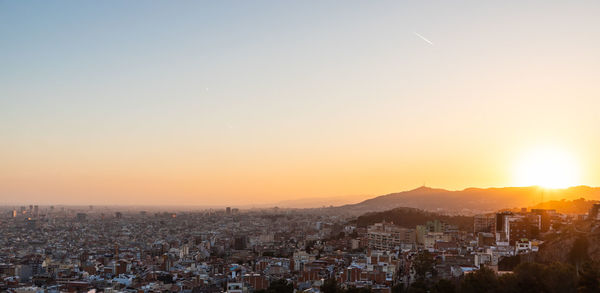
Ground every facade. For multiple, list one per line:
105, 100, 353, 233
367, 222, 415, 250
508, 215, 541, 245
589, 204, 600, 220
474, 214, 496, 233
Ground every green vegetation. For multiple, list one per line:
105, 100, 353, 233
321, 278, 372, 293
255, 279, 293, 293
354, 207, 473, 231
569, 236, 590, 269
396, 261, 600, 293
412, 251, 437, 280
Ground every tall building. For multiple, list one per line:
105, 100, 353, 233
589, 204, 600, 220
474, 214, 496, 233
495, 211, 513, 241
531, 209, 554, 232
508, 214, 541, 245
426, 219, 447, 233
496, 212, 541, 244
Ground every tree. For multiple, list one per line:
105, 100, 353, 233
459, 266, 499, 293
345, 287, 372, 293
541, 262, 577, 293
577, 261, 600, 293
569, 236, 589, 272
156, 273, 174, 284
512, 262, 546, 293
260, 279, 293, 293
498, 255, 520, 271
392, 283, 405, 293
321, 278, 342, 293
497, 273, 518, 293
407, 278, 429, 293
432, 279, 456, 293
413, 250, 436, 280
509, 262, 577, 293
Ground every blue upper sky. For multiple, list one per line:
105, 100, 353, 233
1, 1, 600, 205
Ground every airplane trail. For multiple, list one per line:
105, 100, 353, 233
413, 32, 434, 45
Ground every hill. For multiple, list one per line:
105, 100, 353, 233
353, 207, 473, 231
535, 219, 600, 265
334, 186, 600, 215
528, 198, 600, 214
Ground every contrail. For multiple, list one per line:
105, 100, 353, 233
413, 32, 434, 45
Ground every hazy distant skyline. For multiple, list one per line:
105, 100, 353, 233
2, 1, 600, 205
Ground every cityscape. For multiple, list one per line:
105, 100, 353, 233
2, 192, 600, 292
2, 1, 600, 292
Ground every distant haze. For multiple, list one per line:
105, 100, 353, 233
337, 185, 600, 215
1, 1, 600, 205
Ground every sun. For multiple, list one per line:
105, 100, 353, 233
514, 147, 580, 189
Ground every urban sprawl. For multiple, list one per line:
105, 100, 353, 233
1, 203, 598, 292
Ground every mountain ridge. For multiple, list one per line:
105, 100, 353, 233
334, 185, 600, 215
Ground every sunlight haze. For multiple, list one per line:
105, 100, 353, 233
1, 1, 600, 205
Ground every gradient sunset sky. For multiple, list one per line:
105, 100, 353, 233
1, 1, 599, 206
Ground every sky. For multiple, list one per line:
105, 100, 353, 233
1, 1, 600, 206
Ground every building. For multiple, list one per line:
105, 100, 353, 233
234, 236, 247, 250
530, 209, 554, 232
226, 282, 246, 293
477, 232, 495, 247
367, 222, 415, 250
426, 220, 447, 233
416, 220, 450, 246
474, 214, 496, 233
76, 213, 87, 222
508, 215, 541, 245
495, 212, 513, 241
589, 204, 600, 220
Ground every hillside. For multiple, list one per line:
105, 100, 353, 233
353, 207, 473, 231
334, 186, 600, 215
536, 220, 600, 264
528, 198, 600, 214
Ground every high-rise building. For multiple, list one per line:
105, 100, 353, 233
589, 204, 600, 220
474, 214, 496, 233
496, 212, 541, 244
531, 209, 554, 232
426, 219, 447, 233
508, 214, 541, 245
495, 211, 513, 241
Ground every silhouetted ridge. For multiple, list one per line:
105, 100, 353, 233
354, 207, 473, 231
337, 185, 600, 215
